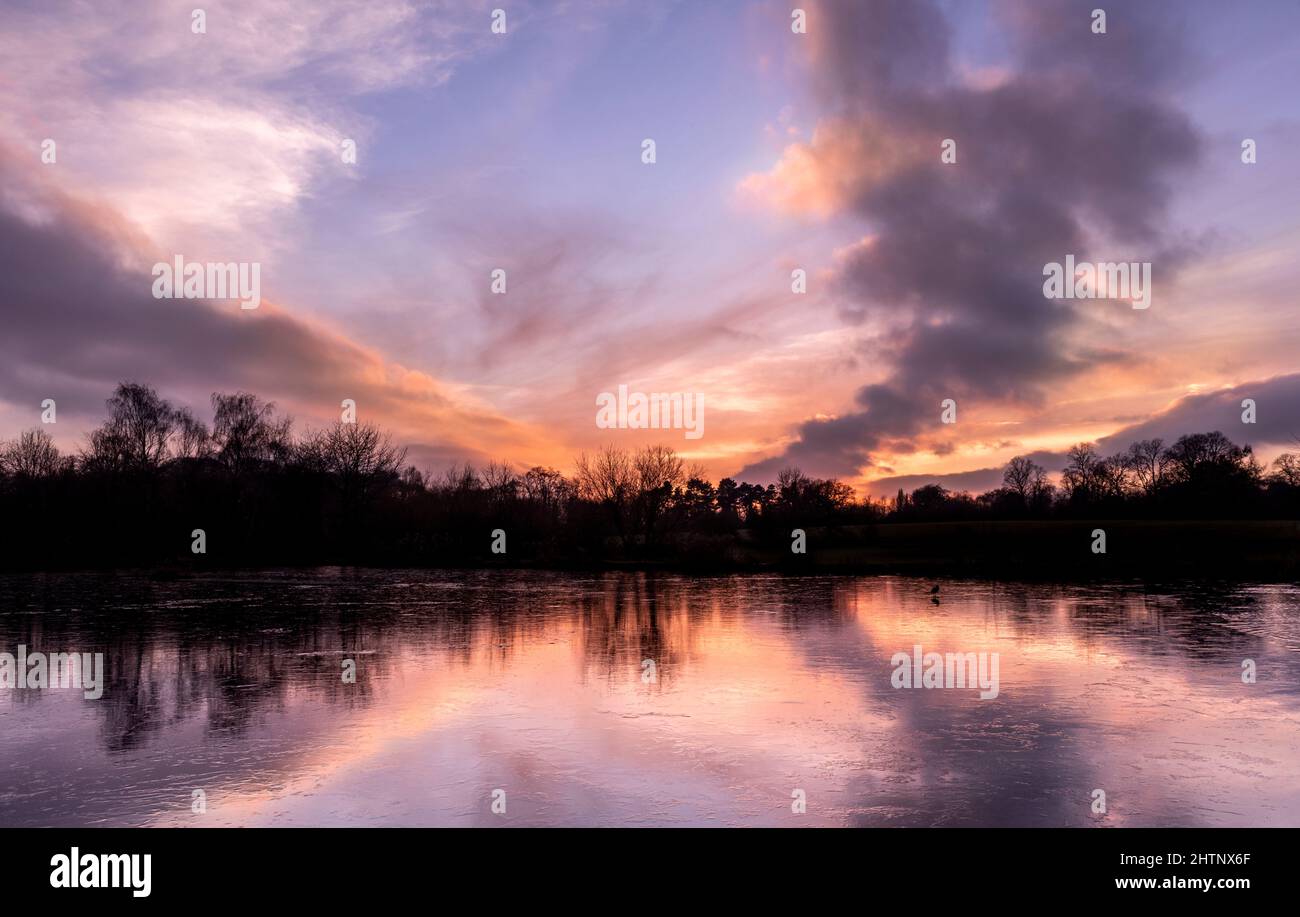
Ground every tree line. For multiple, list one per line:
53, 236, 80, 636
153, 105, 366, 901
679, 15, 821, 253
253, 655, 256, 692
1, 382, 1297, 569
896, 433, 1300, 521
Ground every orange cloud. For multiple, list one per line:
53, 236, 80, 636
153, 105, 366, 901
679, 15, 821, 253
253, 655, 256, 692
738, 118, 911, 218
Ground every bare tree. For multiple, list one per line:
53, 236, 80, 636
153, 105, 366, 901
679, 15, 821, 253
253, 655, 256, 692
82, 382, 177, 470
575, 445, 635, 539
633, 445, 685, 542
1061, 443, 1102, 500
0, 429, 64, 478
481, 461, 519, 506
521, 466, 569, 504
1270, 453, 1300, 487
399, 465, 426, 490
171, 407, 212, 460
1121, 438, 1166, 495
575, 446, 634, 503
211, 392, 292, 474
1002, 456, 1046, 503
301, 422, 406, 481
1161, 431, 1249, 483
1095, 455, 1131, 498
520, 466, 572, 525
777, 466, 810, 502
436, 463, 480, 494
634, 445, 684, 493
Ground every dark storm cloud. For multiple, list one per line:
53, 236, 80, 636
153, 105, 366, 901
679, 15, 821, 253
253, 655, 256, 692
866, 374, 1300, 497
804, 0, 953, 108
741, 0, 1203, 482
0, 153, 522, 464
0, 194, 397, 416
1095, 374, 1300, 455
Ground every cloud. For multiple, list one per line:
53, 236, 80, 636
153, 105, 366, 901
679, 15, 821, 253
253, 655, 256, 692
738, 119, 908, 218
865, 374, 1300, 497
1095, 375, 1300, 456
865, 465, 1008, 499
0, 148, 552, 469
739, 0, 1203, 482
0, 0, 501, 259
0, 0, 486, 98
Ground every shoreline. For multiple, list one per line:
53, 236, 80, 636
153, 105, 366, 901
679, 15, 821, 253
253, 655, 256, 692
4, 519, 1298, 582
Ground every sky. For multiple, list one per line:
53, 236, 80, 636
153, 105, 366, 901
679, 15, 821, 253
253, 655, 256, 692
1, 0, 1298, 496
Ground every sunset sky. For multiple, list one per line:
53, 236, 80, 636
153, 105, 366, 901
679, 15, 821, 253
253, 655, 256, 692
2, 0, 1297, 496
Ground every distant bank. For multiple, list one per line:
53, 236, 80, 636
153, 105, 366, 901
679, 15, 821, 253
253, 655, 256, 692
5, 520, 1298, 580
715, 519, 1300, 579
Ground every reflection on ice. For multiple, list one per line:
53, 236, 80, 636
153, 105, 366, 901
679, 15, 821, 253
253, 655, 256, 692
0, 570, 1296, 827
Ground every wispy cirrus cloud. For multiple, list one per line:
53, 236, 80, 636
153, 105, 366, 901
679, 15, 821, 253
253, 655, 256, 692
0, 0, 503, 257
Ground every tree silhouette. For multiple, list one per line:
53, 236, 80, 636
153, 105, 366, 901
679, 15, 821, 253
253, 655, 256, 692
0, 381, 1294, 572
